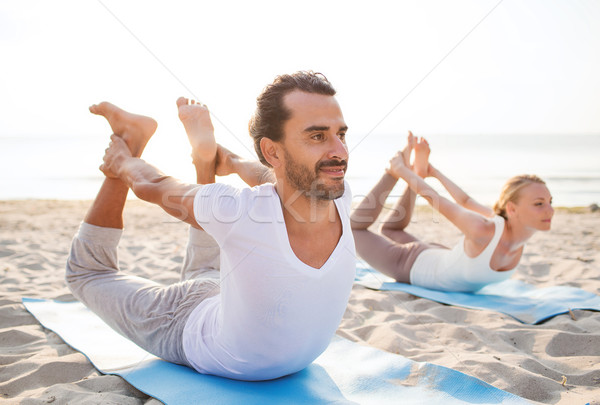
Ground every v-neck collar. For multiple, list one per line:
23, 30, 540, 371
270, 185, 346, 272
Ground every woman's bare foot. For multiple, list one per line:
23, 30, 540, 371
89, 102, 157, 158
176, 97, 217, 164
413, 136, 430, 178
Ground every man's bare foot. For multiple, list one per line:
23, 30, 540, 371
89, 102, 157, 158
413, 136, 430, 178
100, 134, 132, 179
401, 131, 415, 167
176, 97, 217, 164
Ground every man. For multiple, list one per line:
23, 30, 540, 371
66, 71, 356, 381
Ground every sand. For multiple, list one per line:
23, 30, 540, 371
1, 200, 599, 404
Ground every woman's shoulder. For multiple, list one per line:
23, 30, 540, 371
468, 215, 498, 244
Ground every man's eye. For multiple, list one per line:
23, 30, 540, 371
312, 134, 324, 140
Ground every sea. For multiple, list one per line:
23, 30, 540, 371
1, 133, 599, 207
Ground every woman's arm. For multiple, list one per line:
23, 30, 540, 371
387, 151, 493, 242
428, 164, 494, 218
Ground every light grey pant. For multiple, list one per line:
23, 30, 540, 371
65, 222, 220, 366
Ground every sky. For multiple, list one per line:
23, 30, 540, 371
1, 0, 599, 196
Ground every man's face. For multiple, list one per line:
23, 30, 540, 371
279, 90, 348, 200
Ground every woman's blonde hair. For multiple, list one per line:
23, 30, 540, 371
493, 175, 546, 219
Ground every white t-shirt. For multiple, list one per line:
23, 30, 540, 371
182, 182, 356, 381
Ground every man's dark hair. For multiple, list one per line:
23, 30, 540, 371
248, 71, 336, 167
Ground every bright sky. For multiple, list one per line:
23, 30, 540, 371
1, 0, 599, 188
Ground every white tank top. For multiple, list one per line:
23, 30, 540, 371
409, 216, 515, 292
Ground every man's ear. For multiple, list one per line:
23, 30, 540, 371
261, 138, 282, 168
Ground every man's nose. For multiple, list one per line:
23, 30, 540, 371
327, 136, 348, 161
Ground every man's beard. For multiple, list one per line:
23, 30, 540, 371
283, 148, 347, 201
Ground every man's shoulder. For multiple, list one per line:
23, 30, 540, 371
195, 182, 278, 216
198, 182, 275, 198
193, 182, 279, 228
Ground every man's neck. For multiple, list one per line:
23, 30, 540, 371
274, 181, 338, 230
273, 180, 343, 269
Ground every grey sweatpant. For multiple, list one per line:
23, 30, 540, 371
65, 222, 220, 366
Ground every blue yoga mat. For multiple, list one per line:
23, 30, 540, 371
22, 298, 528, 405
354, 265, 600, 324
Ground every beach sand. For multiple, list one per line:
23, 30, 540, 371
1, 200, 599, 404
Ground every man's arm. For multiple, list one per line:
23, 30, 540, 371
232, 159, 275, 187
216, 145, 275, 187
102, 135, 202, 228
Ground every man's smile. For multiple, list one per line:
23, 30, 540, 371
317, 160, 347, 178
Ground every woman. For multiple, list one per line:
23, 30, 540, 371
351, 133, 554, 292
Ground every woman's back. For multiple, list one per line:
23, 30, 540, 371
409, 216, 516, 292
